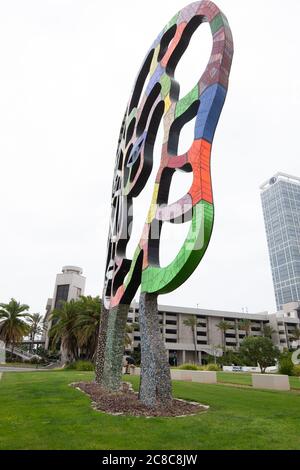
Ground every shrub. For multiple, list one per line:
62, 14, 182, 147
293, 365, 300, 377
279, 357, 294, 376
65, 360, 94, 371
178, 364, 199, 371
206, 363, 221, 372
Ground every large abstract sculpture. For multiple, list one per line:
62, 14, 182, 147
96, 0, 233, 407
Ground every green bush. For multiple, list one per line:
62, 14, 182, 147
206, 363, 221, 372
293, 365, 300, 377
279, 357, 294, 376
178, 364, 199, 371
65, 360, 94, 371
177, 364, 221, 371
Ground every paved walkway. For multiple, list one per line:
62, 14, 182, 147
0, 366, 46, 372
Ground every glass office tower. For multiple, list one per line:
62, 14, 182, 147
260, 173, 300, 310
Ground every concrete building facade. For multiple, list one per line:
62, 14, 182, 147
126, 301, 300, 365
44, 266, 86, 349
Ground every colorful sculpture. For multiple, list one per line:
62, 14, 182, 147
96, 0, 233, 407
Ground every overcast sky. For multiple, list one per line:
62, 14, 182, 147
0, 0, 299, 316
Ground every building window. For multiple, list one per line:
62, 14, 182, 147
55, 284, 70, 309
165, 329, 177, 335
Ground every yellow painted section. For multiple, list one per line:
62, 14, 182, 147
150, 46, 160, 75
164, 94, 172, 112
146, 184, 159, 223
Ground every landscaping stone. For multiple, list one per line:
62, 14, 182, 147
191, 371, 217, 384
252, 374, 290, 391
171, 370, 193, 381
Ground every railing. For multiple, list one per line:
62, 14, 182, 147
5, 345, 42, 360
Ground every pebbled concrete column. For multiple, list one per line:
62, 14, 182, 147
95, 301, 109, 385
139, 292, 172, 408
102, 304, 129, 392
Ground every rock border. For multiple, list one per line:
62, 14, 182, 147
70, 381, 209, 418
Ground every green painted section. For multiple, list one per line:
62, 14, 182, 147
141, 200, 214, 294
126, 108, 136, 125
167, 13, 179, 30
210, 14, 225, 35
175, 85, 199, 118
160, 75, 171, 98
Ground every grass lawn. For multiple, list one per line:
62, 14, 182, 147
0, 371, 300, 450
217, 371, 300, 389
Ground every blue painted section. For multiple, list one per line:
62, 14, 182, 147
151, 30, 164, 49
146, 65, 164, 96
128, 132, 147, 166
195, 84, 227, 143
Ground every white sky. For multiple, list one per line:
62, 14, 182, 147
0, 0, 299, 316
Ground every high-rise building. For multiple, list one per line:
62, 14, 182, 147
44, 266, 86, 349
260, 173, 300, 310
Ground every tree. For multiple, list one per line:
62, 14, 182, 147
263, 325, 276, 339
216, 321, 232, 352
49, 300, 80, 363
238, 319, 251, 337
28, 313, 43, 352
183, 316, 198, 363
240, 336, 280, 374
49, 296, 102, 362
0, 299, 31, 357
75, 296, 101, 360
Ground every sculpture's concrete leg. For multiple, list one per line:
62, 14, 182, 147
95, 302, 109, 385
139, 292, 172, 408
102, 304, 129, 392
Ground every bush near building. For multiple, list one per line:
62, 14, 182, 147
279, 351, 300, 376
65, 360, 95, 371
178, 364, 221, 372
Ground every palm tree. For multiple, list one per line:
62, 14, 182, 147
238, 319, 252, 337
0, 299, 31, 358
75, 296, 101, 360
216, 320, 232, 352
49, 300, 79, 363
28, 313, 43, 352
263, 325, 276, 339
183, 316, 198, 363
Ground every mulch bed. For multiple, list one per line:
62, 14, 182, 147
70, 381, 208, 417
